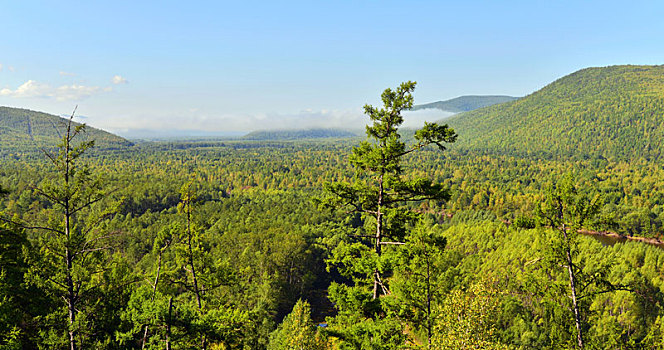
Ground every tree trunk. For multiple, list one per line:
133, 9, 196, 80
65, 137, 77, 350
186, 211, 202, 310
567, 254, 583, 349
373, 174, 384, 300
186, 208, 205, 349
426, 251, 432, 349
562, 224, 584, 349
166, 297, 173, 350
66, 248, 77, 350
142, 252, 164, 349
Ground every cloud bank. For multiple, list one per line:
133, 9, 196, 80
102, 107, 458, 136
0, 80, 111, 101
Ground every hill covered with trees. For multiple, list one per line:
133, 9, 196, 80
412, 95, 517, 113
0, 106, 133, 154
447, 65, 664, 161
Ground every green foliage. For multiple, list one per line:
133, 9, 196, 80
0, 222, 36, 348
390, 221, 449, 346
19, 115, 122, 349
449, 65, 664, 161
432, 281, 508, 349
535, 175, 605, 348
440, 220, 664, 349
3, 129, 664, 348
319, 81, 456, 294
0, 106, 132, 156
318, 81, 457, 349
268, 299, 329, 350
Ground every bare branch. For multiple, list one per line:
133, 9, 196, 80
380, 241, 406, 245
0, 217, 66, 235
32, 186, 66, 207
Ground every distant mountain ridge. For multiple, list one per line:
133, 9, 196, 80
446, 65, 664, 160
242, 128, 359, 141
412, 95, 518, 113
0, 106, 133, 154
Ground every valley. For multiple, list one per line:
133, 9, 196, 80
2, 66, 664, 348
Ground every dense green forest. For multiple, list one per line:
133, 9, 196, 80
2, 67, 664, 349
0, 107, 133, 155
447, 65, 664, 161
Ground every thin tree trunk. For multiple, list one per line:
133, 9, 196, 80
64, 126, 77, 350
186, 210, 202, 310
567, 253, 583, 349
66, 248, 77, 350
562, 223, 584, 349
426, 251, 432, 349
373, 173, 384, 300
142, 252, 164, 349
166, 297, 173, 350
141, 324, 149, 350
186, 206, 205, 349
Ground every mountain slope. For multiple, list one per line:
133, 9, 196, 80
412, 95, 517, 113
446, 65, 664, 160
0, 107, 133, 153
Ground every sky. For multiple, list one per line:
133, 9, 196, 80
1, 0, 663, 137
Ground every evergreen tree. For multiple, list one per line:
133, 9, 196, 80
318, 81, 457, 347
391, 221, 447, 348
19, 112, 117, 349
0, 221, 30, 348
117, 225, 176, 349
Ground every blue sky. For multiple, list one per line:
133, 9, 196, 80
1, 0, 663, 135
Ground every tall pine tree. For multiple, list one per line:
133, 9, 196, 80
318, 81, 456, 347
19, 111, 117, 350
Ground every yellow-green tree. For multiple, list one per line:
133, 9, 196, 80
432, 281, 508, 349
267, 299, 329, 350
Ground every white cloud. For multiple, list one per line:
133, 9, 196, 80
239, 108, 456, 131
97, 108, 367, 133
54, 84, 104, 101
111, 75, 128, 84
59, 71, 76, 77
0, 80, 52, 98
95, 107, 459, 134
402, 109, 456, 128
0, 63, 3, 71
0, 80, 110, 101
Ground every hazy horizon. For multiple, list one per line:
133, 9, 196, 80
106, 108, 456, 138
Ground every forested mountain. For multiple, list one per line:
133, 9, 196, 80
447, 65, 664, 160
0, 106, 133, 153
411, 95, 517, 112
242, 128, 359, 140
